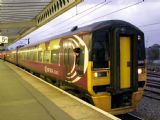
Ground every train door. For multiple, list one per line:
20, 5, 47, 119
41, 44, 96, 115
111, 27, 139, 96
120, 37, 131, 89
111, 32, 135, 108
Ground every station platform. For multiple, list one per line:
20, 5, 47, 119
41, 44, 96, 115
0, 59, 120, 120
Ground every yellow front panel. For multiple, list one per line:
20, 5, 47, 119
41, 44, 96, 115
92, 95, 111, 111
92, 70, 110, 85
87, 61, 95, 95
120, 37, 131, 88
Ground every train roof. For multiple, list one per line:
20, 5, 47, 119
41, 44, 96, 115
49, 20, 142, 39
20, 20, 143, 49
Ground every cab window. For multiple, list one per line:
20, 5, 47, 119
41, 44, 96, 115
92, 30, 110, 68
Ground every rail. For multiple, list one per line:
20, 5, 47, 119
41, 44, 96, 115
117, 113, 143, 120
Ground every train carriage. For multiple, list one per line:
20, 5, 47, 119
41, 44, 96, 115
5, 20, 146, 115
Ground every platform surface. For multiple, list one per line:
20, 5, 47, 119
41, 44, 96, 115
0, 59, 120, 120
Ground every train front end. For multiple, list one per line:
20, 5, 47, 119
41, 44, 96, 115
87, 20, 146, 115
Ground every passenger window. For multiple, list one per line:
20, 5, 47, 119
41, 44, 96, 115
51, 49, 59, 64
43, 50, 50, 63
14, 53, 16, 60
64, 48, 68, 65
73, 48, 81, 65
30, 52, 34, 61
32, 51, 37, 61
24, 52, 27, 60
21, 53, 23, 60
38, 51, 43, 62
27, 52, 30, 60
18, 52, 21, 60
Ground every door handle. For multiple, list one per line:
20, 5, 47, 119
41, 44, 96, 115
127, 61, 131, 67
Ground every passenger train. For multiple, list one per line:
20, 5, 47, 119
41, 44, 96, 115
3, 20, 146, 115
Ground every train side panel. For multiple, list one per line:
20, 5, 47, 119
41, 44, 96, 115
17, 33, 92, 91
6, 50, 17, 64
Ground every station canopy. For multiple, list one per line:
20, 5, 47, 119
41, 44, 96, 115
0, 0, 82, 49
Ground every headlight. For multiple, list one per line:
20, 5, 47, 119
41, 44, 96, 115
94, 72, 98, 77
138, 68, 142, 74
94, 72, 107, 78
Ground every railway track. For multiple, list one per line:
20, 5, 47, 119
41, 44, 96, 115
147, 71, 160, 78
146, 81, 160, 89
117, 113, 143, 120
143, 72, 160, 100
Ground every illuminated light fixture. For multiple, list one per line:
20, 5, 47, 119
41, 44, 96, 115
138, 68, 142, 74
138, 35, 141, 40
94, 72, 98, 78
54, 45, 60, 49
39, 48, 42, 50
94, 72, 107, 78
68, 43, 72, 46
64, 43, 68, 47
